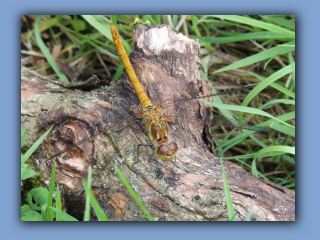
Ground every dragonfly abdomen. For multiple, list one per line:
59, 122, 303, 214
111, 23, 152, 109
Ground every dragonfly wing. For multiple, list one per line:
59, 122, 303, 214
44, 121, 97, 162
208, 114, 271, 133
44, 112, 143, 162
164, 112, 271, 133
157, 85, 258, 110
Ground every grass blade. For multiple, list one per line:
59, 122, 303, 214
251, 159, 258, 177
215, 41, 295, 73
34, 16, 69, 82
50, 207, 78, 221
200, 71, 235, 120
40, 204, 47, 221
255, 145, 295, 158
82, 15, 112, 41
21, 125, 53, 164
199, 31, 291, 44
211, 15, 295, 39
271, 122, 295, 137
55, 185, 62, 221
219, 158, 236, 221
245, 209, 253, 221
115, 167, 154, 221
249, 72, 295, 99
83, 166, 92, 221
263, 16, 295, 31
82, 15, 131, 53
216, 112, 295, 155
47, 164, 56, 221
83, 180, 109, 221
242, 63, 295, 107
201, 101, 294, 130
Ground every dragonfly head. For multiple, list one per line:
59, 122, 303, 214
156, 141, 178, 161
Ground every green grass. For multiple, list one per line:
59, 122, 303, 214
115, 167, 154, 221
21, 15, 295, 220
21, 127, 151, 221
220, 158, 236, 221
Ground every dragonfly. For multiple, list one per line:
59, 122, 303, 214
110, 23, 178, 163
44, 23, 270, 167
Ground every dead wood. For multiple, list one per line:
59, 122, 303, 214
21, 23, 295, 221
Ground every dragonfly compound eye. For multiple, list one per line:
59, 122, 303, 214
169, 142, 178, 153
157, 144, 169, 156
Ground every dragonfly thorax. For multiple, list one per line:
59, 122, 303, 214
142, 106, 163, 121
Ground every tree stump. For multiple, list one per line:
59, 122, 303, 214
21, 23, 295, 221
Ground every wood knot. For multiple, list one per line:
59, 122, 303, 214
42, 119, 95, 191
129, 51, 143, 64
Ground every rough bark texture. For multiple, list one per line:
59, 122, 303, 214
21, 23, 295, 221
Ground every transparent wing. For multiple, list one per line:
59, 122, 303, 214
44, 113, 142, 162
163, 112, 271, 133
207, 114, 271, 133
155, 84, 271, 133
157, 85, 257, 110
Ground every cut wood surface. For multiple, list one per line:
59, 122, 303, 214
21, 23, 295, 221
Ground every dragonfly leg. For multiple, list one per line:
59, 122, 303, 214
147, 151, 155, 163
113, 119, 140, 132
165, 157, 177, 184
132, 143, 154, 167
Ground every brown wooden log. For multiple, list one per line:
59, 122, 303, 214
21, 23, 295, 221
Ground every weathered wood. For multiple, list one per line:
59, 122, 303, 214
21, 24, 295, 221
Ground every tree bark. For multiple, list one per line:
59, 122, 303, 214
21, 23, 295, 221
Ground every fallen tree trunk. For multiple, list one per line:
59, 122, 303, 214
21, 23, 295, 221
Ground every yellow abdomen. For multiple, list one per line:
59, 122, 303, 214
110, 23, 152, 109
